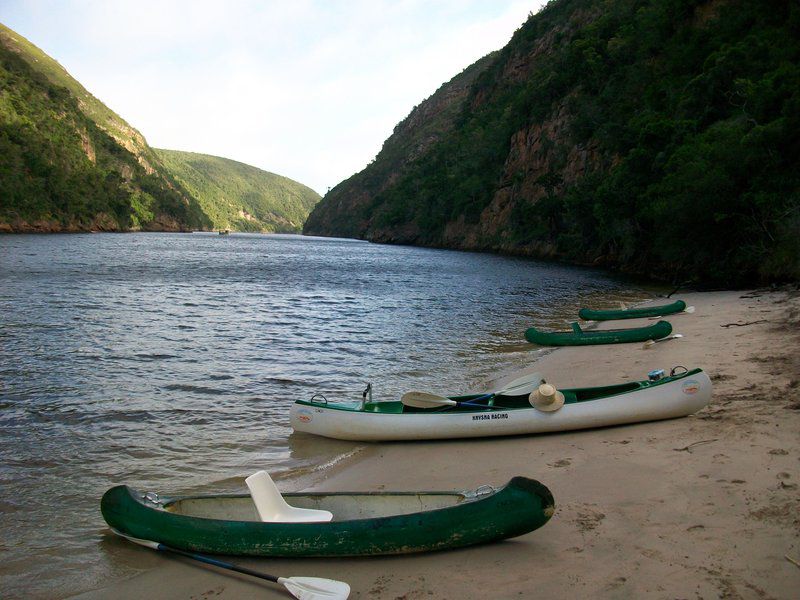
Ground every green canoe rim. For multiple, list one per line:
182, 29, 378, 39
295, 368, 704, 415
101, 476, 555, 556
579, 299, 687, 320
524, 319, 672, 346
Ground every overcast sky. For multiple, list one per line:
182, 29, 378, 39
1, 1, 545, 195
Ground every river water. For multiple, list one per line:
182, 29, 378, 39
0, 232, 651, 598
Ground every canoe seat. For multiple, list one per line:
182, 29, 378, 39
245, 471, 333, 523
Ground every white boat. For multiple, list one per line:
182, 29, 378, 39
290, 368, 712, 442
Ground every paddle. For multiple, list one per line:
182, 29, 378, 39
643, 334, 683, 348
117, 532, 350, 599
402, 371, 544, 409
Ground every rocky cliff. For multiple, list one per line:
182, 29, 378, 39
0, 23, 213, 233
305, 0, 800, 285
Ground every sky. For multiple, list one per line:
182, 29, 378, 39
1, 1, 546, 195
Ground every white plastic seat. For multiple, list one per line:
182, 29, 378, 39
245, 470, 333, 523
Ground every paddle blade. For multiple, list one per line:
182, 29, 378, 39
279, 576, 350, 600
401, 391, 457, 408
684, 306, 695, 313
497, 372, 544, 397
112, 529, 161, 550
642, 334, 683, 348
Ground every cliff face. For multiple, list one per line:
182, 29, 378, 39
0, 24, 209, 232
305, 0, 800, 285
303, 53, 496, 239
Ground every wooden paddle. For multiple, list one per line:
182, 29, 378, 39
117, 532, 350, 599
402, 371, 544, 409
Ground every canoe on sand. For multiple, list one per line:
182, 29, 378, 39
525, 320, 672, 346
101, 477, 554, 556
290, 368, 711, 442
579, 300, 687, 320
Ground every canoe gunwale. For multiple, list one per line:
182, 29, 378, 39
579, 300, 687, 321
524, 320, 672, 346
101, 477, 555, 556
290, 369, 712, 441
294, 368, 705, 415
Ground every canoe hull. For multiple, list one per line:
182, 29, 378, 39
525, 320, 672, 346
291, 370, 711, 442
101, 477, 554, 556
579, 300, 687, 321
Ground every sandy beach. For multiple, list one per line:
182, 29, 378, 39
73, 289, 800, 599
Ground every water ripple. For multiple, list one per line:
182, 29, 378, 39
0, 232, 651, 599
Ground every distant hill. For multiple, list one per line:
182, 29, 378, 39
305, 0, 800, 285
154, 150, 319, 233
0, 23, 319, 234
0, 23, 209, 232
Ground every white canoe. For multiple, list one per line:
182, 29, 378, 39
290, 368, 712, 442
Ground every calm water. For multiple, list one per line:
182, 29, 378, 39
0, 233, 650, 598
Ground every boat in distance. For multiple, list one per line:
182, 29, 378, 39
579, 299, 688, 321
525, 319, 672, 346
101, 477, 554, 556
290, 368, 711, 442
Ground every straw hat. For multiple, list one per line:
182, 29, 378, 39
529, 383, 565, 412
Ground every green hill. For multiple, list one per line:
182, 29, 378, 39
0, 23, 318, 234
0, 23, 209, 232
154, 150, 320, 233
305, 0, 800, 285
304, 53, 495, 239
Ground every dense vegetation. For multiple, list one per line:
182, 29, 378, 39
0, 24, 318, 234
155, 150, 319, 233
307, 0, 800, 285
0, 24, 209, 231
304, 54, 495, 238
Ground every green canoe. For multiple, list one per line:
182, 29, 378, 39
525, 320, 672, 346
579, 299, 687, 321
101, 477, 554, 556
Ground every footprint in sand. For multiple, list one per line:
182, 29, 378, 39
575, 507, 605, 532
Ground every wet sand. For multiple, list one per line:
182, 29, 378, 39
73, 289, 800, 599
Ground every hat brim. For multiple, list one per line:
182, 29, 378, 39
530, 390, 565, 412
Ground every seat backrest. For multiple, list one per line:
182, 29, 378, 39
245, 470, 290, 521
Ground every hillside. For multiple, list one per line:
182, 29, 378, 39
0, 23, 210, 232
304, 53, 495, 238
154, 150, 320, 233
304, 0, 800, 285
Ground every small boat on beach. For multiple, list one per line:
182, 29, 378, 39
579, 299, 688, 321
290, 368, 712, 442
525, 320, 672, 346
101, 476, 554, 556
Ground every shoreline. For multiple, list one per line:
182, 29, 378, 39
72, 289, 800, 599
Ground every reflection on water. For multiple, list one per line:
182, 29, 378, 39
0, 232, 652, 598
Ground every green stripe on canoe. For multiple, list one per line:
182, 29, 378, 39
101, 477, 554, 556
525, 320, 672, 346
578, 300, 686, 321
